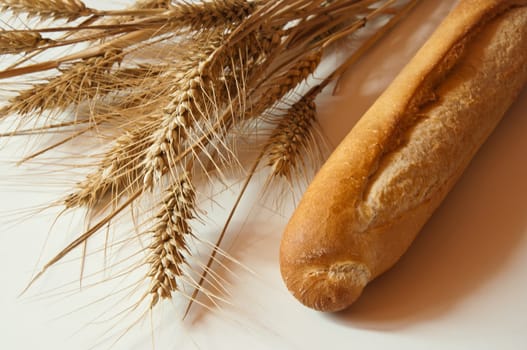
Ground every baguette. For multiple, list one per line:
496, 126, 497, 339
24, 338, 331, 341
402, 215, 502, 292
279, 0, 527, 312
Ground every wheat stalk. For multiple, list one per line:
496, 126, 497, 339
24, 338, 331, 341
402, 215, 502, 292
0, 0, 93, 21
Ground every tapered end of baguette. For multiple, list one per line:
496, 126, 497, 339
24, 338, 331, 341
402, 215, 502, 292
280, 260, 371, 312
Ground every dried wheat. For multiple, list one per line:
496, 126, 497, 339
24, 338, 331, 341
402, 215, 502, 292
0, 0, 92, 21
165, 0, 260, 30
0, 31, 53, 55
266, 95, 318, 182
0, 0, 418, 324
142, 31, 227, 187
251, 50, 322, 117
63, 124, 154, 209
4, 49, 122, 118
146, 171, 196, 308
134, 0, 171, 9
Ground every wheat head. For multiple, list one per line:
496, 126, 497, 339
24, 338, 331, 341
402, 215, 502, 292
4, 49, 122, 118
63, 124, 154, 209
166, 0, 260, 29
266, 95, 319, 182
0, 0, 92, 21
141, 30, 228, 188
0, 31, 53, 55
146, 171, 196, 308
251, 50, 323, 117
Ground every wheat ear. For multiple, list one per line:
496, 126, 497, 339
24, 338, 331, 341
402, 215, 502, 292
142, 31, 227, 188
165, 0, 260, 30
0, 31, 53, 55
146, 171, 196, 308
251, 50, 323, 116
0, 0, 92, 21
133, 0, 171, 9
141, 25, 288, 188
265, 95, 319, 182
3, 49, 122, 118
64, 126, 151, 209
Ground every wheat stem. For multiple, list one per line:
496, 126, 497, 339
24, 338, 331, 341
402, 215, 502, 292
22, 189, 144, 295
183, 150, 264, 317
322, 0, 398, 49
332, 0, 423, 93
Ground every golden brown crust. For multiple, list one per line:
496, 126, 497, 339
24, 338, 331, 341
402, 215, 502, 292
280, 0, 527, 312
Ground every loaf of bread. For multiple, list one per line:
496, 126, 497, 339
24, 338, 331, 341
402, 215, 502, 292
279, 0, 527, 312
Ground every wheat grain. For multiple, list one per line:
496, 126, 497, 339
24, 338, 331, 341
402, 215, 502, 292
141, 69, 205, 187
61, 64, 184, 209
142, 29, 311, 188
146, 171, 196, 308
70, 0, 259, 34
142, 27, 285, 185
0, 31, 53, 55
0, 0, 92, 21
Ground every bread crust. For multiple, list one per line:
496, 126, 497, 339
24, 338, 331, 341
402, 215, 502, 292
280, 0, 527, 312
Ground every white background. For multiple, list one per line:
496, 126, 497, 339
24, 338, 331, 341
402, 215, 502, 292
2, 0, 527, 349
